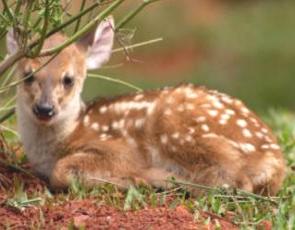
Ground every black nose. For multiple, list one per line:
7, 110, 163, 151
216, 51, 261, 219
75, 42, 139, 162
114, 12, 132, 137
33, 103, 55, 118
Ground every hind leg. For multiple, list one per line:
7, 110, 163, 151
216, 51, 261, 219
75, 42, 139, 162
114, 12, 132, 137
163, 135, 256, 193
248, 151, 286, 196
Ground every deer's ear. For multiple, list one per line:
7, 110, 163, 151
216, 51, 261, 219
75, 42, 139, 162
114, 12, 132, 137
6, 29, 18, 54
78, 16, 115, 70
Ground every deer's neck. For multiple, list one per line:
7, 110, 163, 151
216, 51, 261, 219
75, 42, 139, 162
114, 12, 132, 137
16, 94, 84, 177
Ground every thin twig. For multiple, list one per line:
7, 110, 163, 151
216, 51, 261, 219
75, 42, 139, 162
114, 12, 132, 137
115, 0, 161, 31
30, 0, 50, 57
88, 73, 142, 91
112, 37, 163, 53
74, 0, 87, 33
0, 108, 15, 124
39, 0, 125, 57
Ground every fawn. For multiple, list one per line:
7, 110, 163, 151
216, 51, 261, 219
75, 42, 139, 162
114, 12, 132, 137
7, 17, 286, 195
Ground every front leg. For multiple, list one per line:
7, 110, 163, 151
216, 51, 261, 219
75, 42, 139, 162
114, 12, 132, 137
50, 152, 138, 191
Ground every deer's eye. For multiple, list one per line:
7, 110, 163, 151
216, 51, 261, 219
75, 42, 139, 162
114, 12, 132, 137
24, 71, 35, 84
62, 75, 74, 88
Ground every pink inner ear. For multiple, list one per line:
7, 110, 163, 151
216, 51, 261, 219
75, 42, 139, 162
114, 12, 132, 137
86, 17, 115, 70
6, 29, 19, 54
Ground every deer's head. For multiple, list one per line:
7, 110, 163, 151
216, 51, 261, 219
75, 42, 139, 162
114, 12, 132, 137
7, 17, 115, 125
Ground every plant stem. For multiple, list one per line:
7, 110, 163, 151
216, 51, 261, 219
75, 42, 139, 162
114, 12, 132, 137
0, 109, 14, 124
116, 0, 161, 31
39, 0, 125, 57
1, 0, 14, 21
112, 37, 163, 53
0, 50, 24, 78
74, 0, 87, 33
88, 73, 142, 91
30, 0, 50, 57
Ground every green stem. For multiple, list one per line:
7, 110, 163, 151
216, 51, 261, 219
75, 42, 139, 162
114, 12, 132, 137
39, 0, 125, 57
112, 37, 163, 53
21, 0, 34, 50
45, 0, 108, 38
116, 0, 161, 31
29, 0, 50, 57
0, 108, 15, 124
0, 50, 25, 78
74, 0, 87, 33
1, 0, 14, 21
1, 65, 16, 87
88, 73, 142, 92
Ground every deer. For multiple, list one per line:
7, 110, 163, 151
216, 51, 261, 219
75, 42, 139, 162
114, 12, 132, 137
6, 17, 286, 196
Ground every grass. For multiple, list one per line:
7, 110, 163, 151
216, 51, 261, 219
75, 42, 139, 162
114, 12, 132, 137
0, 109, 294, 229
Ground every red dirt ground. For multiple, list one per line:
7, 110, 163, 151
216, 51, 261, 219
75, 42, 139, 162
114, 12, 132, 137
0, 149, 239, 230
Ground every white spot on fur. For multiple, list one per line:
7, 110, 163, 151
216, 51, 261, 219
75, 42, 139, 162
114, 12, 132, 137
83, 115, 90, 126
242, 129, 253, 138
185, 135, 193, 142
261, 128, 268, 134
270, 144, 280, 150
160, 134, 168, 144
164, 109, 172, 116
225, 109, 235, 115
255, 132, 264, 139
241, 107, 250, 114
221, 96, 233, 104
264, 136, 273, 143
172, 132, 180, 139
186, 92, 198, 99
102, 125, 109, 132
234, 100, 243, 106
99, 106, 108, 114
219, 119, 228, 125
195, 116, 206, 123
91, 122, 99, 131
185, 103, 194, 110
134, 94, 144, 101
237, 119, 247, 128
135, 118, 145, 129
147, 102, 156, 115
240, 143, 256, 153
99, 133, 110, 141
118, 119, 125, 129
201, 124, 210, 132
113, 101, 155, 114
261, 144, 280, 150
250, 117, 259, 125
188, 127, 195, 134
112, 121, 119, 130
219, 113, 231, 125
202, 133, 219, 138
212, 100, 224, 109
208, 110, 218, 117
220, 114, 231, 120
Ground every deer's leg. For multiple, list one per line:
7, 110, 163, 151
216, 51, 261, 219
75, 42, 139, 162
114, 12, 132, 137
50, 149, 145, 191
161, 135, 255, 193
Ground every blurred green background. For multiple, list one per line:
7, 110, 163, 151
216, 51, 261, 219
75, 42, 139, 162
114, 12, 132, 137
84, 0, 295, 113
2, 0, 295, 113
